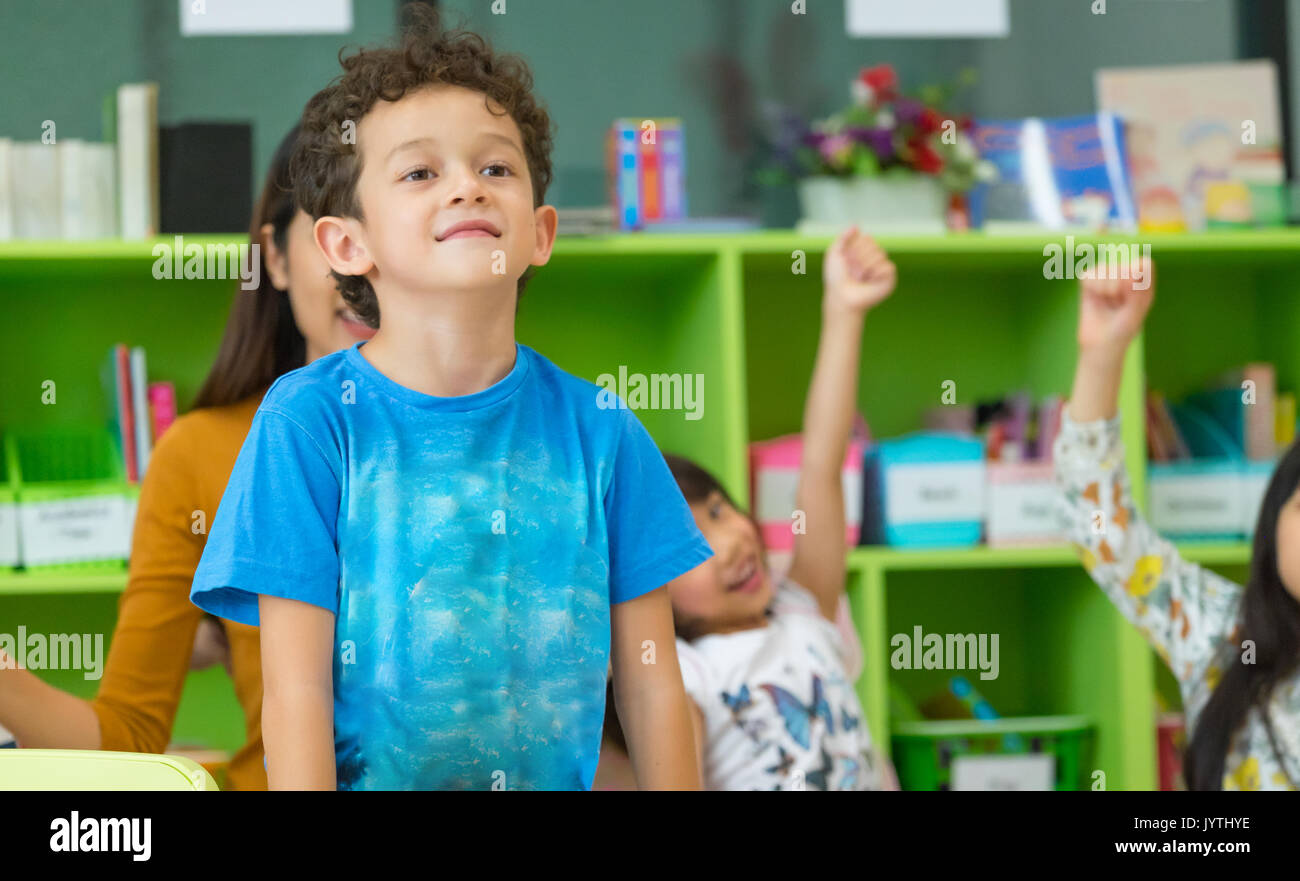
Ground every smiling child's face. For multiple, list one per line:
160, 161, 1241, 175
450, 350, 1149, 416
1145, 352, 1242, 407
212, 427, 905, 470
669, 491, 774, 638
348, 83, 553, 299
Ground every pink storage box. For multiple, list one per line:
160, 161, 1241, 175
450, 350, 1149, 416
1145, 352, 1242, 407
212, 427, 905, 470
749, 434, 865, 553
984, 460, 1062, 547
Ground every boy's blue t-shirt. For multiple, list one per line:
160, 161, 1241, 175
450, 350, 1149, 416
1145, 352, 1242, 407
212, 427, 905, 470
191, 340, 713, 790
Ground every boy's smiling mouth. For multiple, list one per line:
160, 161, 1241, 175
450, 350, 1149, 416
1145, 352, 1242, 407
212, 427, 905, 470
437, 219, 502, 241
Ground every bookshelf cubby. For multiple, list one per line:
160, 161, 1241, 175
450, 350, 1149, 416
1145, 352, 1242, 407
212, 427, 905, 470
2, 229, 1288, 789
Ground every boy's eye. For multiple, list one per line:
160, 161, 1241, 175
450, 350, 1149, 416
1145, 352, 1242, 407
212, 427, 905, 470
401, 166, 431, 182
483, 163, 511, 177
709, 502, 723, 519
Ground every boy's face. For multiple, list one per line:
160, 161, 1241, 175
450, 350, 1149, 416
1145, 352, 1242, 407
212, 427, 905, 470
327, 83, 555, 302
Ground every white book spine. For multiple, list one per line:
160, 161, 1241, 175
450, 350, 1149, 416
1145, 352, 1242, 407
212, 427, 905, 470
10, 141, 60, 239
0, 138, 12, 240
117, 83, 159, 239
130, 346, 151, 478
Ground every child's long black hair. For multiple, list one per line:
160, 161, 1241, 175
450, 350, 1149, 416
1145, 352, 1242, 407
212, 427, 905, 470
1184, 439, 1300, 789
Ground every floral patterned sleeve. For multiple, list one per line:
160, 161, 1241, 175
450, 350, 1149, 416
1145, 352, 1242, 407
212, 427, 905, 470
1052, 409, 1244, 685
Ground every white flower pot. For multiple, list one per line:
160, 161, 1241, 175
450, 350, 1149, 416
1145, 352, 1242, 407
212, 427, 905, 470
796, 175, 948, 234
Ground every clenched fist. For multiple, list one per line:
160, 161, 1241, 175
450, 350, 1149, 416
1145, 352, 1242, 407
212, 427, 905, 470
1077, 256, 1155, 356
823, 226, 897, 316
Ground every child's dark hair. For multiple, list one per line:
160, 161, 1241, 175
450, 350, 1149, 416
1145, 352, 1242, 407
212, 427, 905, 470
1184, 439, 1300, 790
290, 3, 555, 328
664, 454, 740, 508
192, 124, 306, 410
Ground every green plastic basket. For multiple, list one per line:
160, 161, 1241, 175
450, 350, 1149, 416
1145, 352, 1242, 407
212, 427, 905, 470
891, 715, 1094, 791
4, 427, 131, 572
0, 449, 17, 571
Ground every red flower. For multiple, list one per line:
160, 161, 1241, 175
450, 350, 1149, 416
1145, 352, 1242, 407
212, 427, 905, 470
908, 136, 944, 174
918, 108, 943, 135
857, 64, 898, 104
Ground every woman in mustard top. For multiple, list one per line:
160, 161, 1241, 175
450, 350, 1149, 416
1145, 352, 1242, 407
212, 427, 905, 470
0, 126, 376, 790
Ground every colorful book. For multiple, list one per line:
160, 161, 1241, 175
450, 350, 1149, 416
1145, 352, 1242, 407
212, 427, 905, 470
101, 344, 138, 482
130, 347, 151, 478
148, 382, 177, 442
1096, 60, 1286, 231
1277, 392, 1296, 449
969, 112, 1136, 232
606, 118, 687, 231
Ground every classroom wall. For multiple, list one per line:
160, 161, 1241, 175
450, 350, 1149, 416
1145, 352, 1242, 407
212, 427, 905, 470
0, 0, 1255, 223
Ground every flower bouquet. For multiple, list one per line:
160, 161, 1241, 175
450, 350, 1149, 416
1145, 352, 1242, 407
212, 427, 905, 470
760, 65, 995, 232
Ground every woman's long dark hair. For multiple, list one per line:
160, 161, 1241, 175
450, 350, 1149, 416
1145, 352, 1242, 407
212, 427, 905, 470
191, 125, 307, 409
1185, 439, 1300, 789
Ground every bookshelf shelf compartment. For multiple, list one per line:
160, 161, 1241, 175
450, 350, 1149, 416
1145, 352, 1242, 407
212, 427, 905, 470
2, 228, 1289, 787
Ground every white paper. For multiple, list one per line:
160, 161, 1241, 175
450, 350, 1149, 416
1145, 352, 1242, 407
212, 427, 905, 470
0, 502, 19, 567
181, 0, 352, 36
952, 754, 1054, 791
884, 462, 985, 524
846, 0, 1009, 38
986, 481, 1062, 541
18, 496, 130, 567
1149, 473, 1242, 535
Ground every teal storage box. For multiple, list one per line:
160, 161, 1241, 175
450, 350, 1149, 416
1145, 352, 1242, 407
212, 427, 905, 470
861, 432, 984, 547
1149, 458, 1276, 540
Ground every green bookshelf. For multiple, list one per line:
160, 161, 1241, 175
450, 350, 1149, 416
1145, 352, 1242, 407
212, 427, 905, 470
2, 228, 1292, 788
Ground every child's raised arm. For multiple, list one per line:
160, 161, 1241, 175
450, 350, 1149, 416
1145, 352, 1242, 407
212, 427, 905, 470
787, 228, 896, 621
1057, 258, 1243, 684
259, 594, 338, 790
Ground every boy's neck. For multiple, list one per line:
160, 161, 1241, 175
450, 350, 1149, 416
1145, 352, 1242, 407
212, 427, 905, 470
359, 287, 519, 398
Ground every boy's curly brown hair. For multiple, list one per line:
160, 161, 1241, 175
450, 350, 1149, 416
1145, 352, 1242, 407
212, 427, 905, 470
291, 4, 555, 328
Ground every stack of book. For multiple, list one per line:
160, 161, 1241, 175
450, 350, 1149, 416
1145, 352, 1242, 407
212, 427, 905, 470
100, 344, 176, 483
1147, 363, 1290, 463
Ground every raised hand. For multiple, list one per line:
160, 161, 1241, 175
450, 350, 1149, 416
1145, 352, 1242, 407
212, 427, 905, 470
822, 226, 897, 315
1076, 256, 1155, 357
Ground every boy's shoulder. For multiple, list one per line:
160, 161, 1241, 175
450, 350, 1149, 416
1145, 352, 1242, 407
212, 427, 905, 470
520, 344, 636, 429
261, 348, 351, 413
257, 348, 353, 429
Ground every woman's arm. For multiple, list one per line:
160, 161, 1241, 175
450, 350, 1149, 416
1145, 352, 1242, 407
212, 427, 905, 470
609, 584, 700, 790
0, 425, 206, 750
259, 594, 336, 789
788, 228, 896, 620
1058, 259, 1243, 682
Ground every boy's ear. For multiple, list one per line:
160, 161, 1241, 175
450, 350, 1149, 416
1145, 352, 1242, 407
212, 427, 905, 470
314, 215, 374, 278
529, 204, 558, 269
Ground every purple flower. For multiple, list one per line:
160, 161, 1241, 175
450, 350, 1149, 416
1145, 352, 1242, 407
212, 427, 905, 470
893, 98, 926, 128
846, 126, 895, 163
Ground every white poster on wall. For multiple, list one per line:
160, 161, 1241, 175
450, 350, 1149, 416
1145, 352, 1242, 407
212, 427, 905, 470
846, 0, 1010, 38
180, 0, 353, 36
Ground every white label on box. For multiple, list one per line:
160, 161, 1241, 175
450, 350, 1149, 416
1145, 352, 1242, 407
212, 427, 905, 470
884, 462, 985, 524
987, 481, 1062, 541
0, 502, 18, 567
1150, 474, 1241, 534
18, 496, 129, 567
951, 754, 1055, 791
754, 469, 862, 526
1241, 470, 1271, 535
